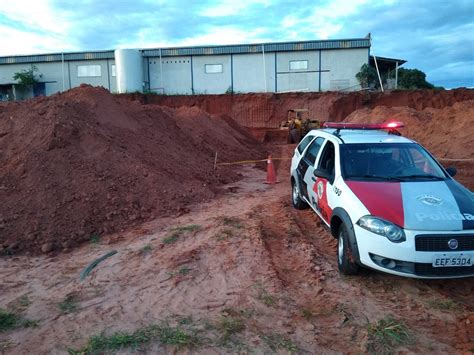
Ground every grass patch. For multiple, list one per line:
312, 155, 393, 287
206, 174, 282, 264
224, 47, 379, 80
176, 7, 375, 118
69, 323, 202, 354
58, 294, 79, 314
261, 333, 298, 352
218, 315, 245, 344
7, 295, 31, 314
427, 298, 460, 311
220, 216, 244, 229
89, 234, 101, 244
177, 316, 193, 325
367, 316, 412, 354
163, 233, 180, 244
141, 244, 152, 253
168, 267, 192, 278
252, 282, 277, 307
172, 224, 201, 233
1, 249, 13, 256
215, 228, 234, 241
258, 290, 277, 307
301, 308, 313, 320
0, 308, 37, 332
163, 224, 201, 245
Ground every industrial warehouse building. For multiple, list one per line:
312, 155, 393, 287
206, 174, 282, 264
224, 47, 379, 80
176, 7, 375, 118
0, 37, 404, 99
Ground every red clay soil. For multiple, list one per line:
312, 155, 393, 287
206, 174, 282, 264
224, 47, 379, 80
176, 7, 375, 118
344, 100, 474, 190
0, 86, 264, 255
128, 88, 474, 128
132, 88, 474, 188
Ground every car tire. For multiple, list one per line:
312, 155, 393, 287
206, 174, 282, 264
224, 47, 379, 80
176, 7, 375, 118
291, 180, 308, 210
337, 224, 360, 275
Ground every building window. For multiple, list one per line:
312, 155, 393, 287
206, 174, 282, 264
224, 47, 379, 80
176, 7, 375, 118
289, 60, 308, 71
205, 64, 223, 74
77, 65, 102, 77
111, 64, 116, 77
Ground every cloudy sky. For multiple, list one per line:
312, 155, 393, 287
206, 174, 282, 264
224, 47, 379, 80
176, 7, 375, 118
0, 0, 472, 88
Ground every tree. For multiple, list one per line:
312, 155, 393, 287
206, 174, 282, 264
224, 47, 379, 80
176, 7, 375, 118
355, 63, 377, 89
13, 65, 40, 89
397, 68, 441, 89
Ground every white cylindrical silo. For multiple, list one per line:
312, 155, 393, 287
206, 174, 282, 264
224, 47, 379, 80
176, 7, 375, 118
114, 49, 143, 93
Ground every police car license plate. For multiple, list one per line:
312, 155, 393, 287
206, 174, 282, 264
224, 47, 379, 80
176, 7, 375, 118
432, 254, 472, 267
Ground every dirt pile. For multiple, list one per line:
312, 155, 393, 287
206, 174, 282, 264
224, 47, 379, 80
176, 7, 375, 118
0, 86, 264, 254
131, 88, 474, 128
344, 100, 474, 159
344, 100, 474, 190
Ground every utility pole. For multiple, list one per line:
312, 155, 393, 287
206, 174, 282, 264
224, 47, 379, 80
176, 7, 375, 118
373, 55, 384, 92
262, 44, 267, 92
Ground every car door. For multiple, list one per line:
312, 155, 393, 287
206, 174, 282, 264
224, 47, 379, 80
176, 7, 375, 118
311, 140, 337, 224
296, 136, 325, 202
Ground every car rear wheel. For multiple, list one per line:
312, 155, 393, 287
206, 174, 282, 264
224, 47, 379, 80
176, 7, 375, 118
337, 224, 360, 275
291, 180, 308, 210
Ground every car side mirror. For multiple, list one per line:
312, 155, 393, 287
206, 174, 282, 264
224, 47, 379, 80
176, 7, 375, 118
314, 168, 331, 181
446, 167, 457, 177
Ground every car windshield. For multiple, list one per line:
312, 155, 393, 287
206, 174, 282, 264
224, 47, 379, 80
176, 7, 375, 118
340, 143, 447, 182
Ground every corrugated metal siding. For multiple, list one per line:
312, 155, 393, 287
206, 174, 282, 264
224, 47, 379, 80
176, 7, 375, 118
142, 39, 370, 57
0, 51, 115, 64
0, 38, 370, 64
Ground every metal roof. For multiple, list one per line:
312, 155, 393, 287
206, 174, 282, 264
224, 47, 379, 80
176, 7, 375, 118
370, 55, 406, 66
0, 50, 115, 65
142, 38, 370, 57
0, 38, 370, 65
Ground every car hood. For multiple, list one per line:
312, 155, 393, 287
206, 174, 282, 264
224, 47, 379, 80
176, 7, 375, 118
346, 179, 474, 231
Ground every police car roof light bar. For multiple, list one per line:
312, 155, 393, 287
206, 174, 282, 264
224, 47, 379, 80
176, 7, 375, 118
322, 121, 405, 130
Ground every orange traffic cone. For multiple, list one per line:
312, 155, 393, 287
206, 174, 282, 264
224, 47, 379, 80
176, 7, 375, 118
265, 155, 278, 184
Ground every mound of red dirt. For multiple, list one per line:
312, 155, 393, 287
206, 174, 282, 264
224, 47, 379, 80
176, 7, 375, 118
0, 86, 264, 254
344, 100, 474, 190
344, 100, 474, 159
133, 88, 474, 127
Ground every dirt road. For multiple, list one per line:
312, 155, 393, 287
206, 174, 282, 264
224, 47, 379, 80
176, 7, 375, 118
0, 144, 472, 354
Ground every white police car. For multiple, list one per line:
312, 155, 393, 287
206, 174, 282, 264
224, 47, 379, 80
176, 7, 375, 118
290, 122, 474, 279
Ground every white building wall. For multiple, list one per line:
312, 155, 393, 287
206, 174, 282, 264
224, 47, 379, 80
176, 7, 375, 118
192, 55, 231, 94
148, 56, 192, 94
0, 62, 71, 95
276, 50, 319, 92
320, 48, 368, 91
233, 53, 275, 93
68, 60, 111, 90
0, 46, 370, 97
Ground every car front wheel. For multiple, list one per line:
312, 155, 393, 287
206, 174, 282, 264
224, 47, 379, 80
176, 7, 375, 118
337, 224, 360, 275
291, 180, 308, 210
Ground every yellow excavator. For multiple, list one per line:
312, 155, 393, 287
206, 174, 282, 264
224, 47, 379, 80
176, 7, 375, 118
281, 109, 321, 143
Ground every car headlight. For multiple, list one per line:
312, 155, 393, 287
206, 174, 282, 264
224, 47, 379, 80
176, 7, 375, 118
357, 216, 406, 243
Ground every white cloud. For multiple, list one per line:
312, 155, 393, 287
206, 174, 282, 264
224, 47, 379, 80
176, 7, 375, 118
0, 0, 76, 55
0, 0, 70, 34
117, 26, 271, 50
0, 25, 75, 56
281, 15, 297, 29
279, 0, 369, 39
200, 0, 271, 17
312, 0, 369, 19
177, 27, 270, 46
